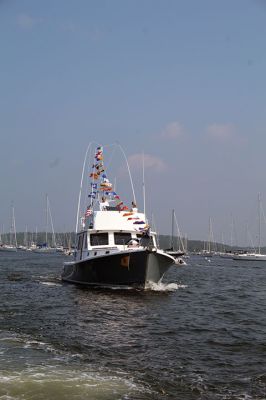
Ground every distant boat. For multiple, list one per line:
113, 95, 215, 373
197, 218, 216, 257
0, 244, 17, 252
164, 209, 186, 263
233, 252, 266, 261
0, 205, 17, 252
219, 251, 234, 259
33, 195, 57, 253
62, 144, 177, 288
233, 193, 266, 261
17, 226, 29, 251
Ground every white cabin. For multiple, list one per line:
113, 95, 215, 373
76, 210, 157, 260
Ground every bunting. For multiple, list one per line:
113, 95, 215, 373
85, 145, 131, 215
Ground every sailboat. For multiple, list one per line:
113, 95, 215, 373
17, 226, 29, 251
33, 195, 57, 253
62, 143, 177, 288
0, 205, 17, 252
165, 210, 186, 264
233, 193, 266, 261
200, 217, 215, 257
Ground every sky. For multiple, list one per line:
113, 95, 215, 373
0, 0, 266, 246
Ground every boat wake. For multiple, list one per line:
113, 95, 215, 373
39, 281, 62, 287
0, 331, 153, 399
146, 281, 188, 292
0, 365, 151, 400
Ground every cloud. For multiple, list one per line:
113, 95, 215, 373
128, 153, 167, 172
161, 121, 185, 140
17, 13, 40, 29
206, 123, 237, 142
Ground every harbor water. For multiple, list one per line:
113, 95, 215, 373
0, 252, 265, 399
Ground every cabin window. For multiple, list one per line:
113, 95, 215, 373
114, 232, 132, 245
90, 233, 108, 246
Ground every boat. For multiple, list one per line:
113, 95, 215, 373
0, 205, 17, 252
0, 244, 17, 252
33, 195, 57, 253
164, 209, 186, 265
233, 193, 266, 261
233, 252, 266, 261
62, 144, 177, 288
199, 217, 216, 257
219, 251, 234, 259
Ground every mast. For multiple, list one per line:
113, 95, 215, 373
171, 209, 174, 250
47, 196, 56, 247
10, 203, 17, 248
174, 211, 185, 253
142, 151, 146, 217
258, 192, 261, 254
24, 225, 28, 247
45, 194, 48, 246
208, 217, 211, 253
12, 206, 17, 248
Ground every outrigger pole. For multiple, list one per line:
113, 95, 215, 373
75, 142, 92, 234
118, 143, 136, 206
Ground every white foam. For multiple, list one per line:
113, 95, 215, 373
0, 366, 151, 399
146, 281, 187, 291
39, 281, 61, 287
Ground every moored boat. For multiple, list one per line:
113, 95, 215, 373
0, 244, 17, 252
233, 194, 266, 261
233, 252, 266, 261
62, 144, 177, 288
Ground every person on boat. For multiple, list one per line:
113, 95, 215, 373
127, 238, 140, 247
100, 196, 109, 210
131, 201, 138, 212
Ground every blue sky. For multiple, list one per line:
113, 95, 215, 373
1, 0, 266, 245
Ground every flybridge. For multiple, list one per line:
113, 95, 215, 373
82, 145, 149, 234
89, 210, 147, 231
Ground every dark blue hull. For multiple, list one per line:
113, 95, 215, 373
62, 249, 174, 288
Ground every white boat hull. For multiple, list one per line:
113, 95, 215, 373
233, 253, 266, 261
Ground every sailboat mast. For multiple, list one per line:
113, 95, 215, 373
258, 193, 261, 254
171, 209, 174, 250
142, 152, 146, 217
45, 194, 48, 245
12, 206, 17, 248
208, 217, 211, 253
47, 196, 56, 247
